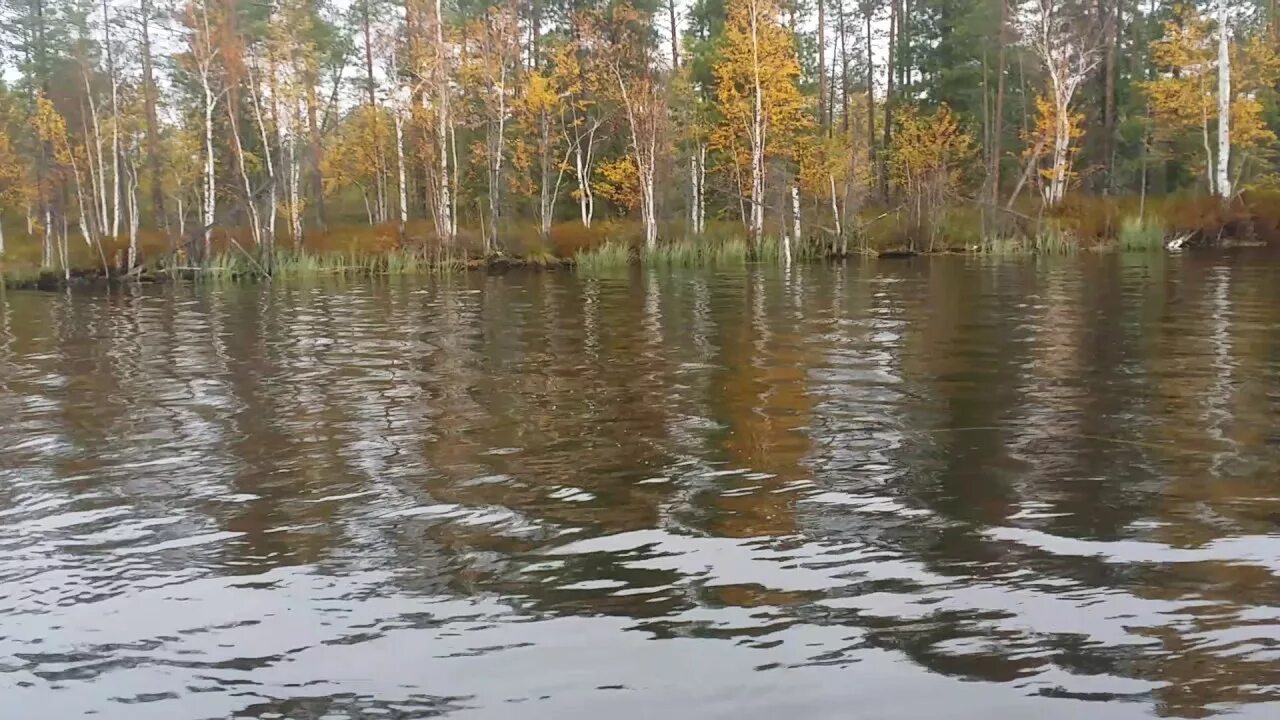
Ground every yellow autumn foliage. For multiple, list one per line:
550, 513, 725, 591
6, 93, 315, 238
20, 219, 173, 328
1143, 4, 1278, 185
711, 0, 810, 176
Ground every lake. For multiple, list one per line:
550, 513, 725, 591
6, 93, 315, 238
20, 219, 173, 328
3, 253, 1280, 719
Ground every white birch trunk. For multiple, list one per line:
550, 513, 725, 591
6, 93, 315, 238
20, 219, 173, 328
1049, 99, 1071, 205
434, 0, 454, 245
109, 87, 121, 240
228, 107, 262, 248
201, 70, 217, 259
395, 113, 408, 236
248, 56, 278, 249
791, 183, 801, 245
42, 208, 52, 268
101, 0, 121, 239
572, 120, 597, 228
643, 125, 658, 250
690, 155, 699, 235
1216, 0, 1231, 199
697, 144, 706, 235
613, 71, 658, 250
288, 107, 302, 245
829, 174, 842, 244
450, 115, 459, 237
578, 144, 593, 228
641, 168, 657, 250
57, 215, 68, 279
489, 62, 507, 253
83, 71, 108, 233
127, 146, 140, 270
748, 0, 766, 245
1030, 0, 1101, 207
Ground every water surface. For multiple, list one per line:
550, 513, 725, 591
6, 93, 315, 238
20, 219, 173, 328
3, 253, 1280, 719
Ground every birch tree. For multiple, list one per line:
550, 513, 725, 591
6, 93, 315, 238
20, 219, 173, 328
1021, 0, 1102, 206
181, 0, 222, 259
588, 2, 665, 251
1216, 0, 1230, 199
713, 0, 808, 246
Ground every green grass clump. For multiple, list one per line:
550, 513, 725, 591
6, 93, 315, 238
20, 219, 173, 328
574, 241, 633, 273
976, 224, 1081, 256
646, 241, 702, 267
1030, 226, 1080, 254
711, 238, 749, 266
384, 250, 425, 274
1118, 216, 1166, 252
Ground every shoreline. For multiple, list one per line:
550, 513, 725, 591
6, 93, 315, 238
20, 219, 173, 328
5, 241, 1273, 292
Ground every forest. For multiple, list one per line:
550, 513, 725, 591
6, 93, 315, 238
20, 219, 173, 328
0, 0, 1278, 277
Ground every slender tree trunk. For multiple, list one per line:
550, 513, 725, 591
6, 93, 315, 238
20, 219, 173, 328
488, 67, 507, 253
450, 118, 459, 237
748, 0, 766, 246
227, 103, 262, 247
883, 0, 897, 200
201, 72, 216, 261
1202, 88, 1215, 195
248, 57, 277, 250
1102, 0, 1118, 192
77, 103, 102, 242
864, 3, 875, 187
573, 118, 597, 228
43, 208, 51, 268
838, 0, 849, 133
434, 0, 454, 244
103, 0, 120, 240
830, 174, 843, 250
362, 1, 386, 225
127, 143, 139, 269
290, 102, 304, 244
139, 0, 166, 239
982, 47, 990, 173
1049, 92, 1071, 205
991, 0, 1007, 202
395, 114, 408, 238
530, 0, 541, 68
898, 0, 909, 89
1216, 0, 1231, 199
668, 0, 680, 69
83, 71, 108, 233
818, 0, 826, 128
697, 144, 706, 234
690, 154, 699, 235
307, 80, 326, 231
1139, 125, 1149, 221
791, 183, 801, 244
538, 109, 559, 243
690, 142, 707, 236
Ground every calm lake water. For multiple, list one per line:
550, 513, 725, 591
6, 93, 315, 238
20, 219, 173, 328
3, 253, 1280, 719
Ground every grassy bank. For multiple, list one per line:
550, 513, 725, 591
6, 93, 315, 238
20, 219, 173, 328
2, 192, 1276, 287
